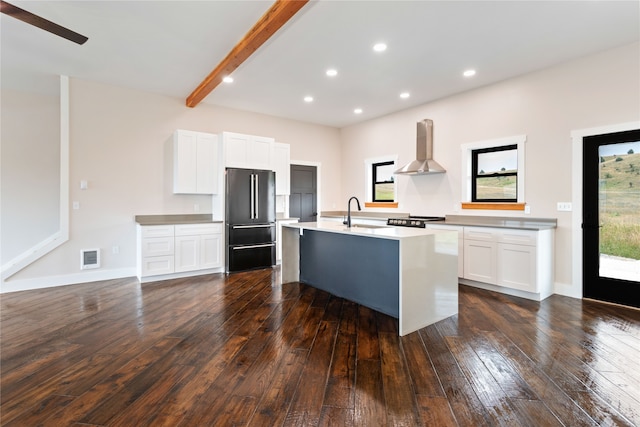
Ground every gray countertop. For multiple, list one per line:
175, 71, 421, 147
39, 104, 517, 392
135, 214, 221, 226
442, 215, 557, 230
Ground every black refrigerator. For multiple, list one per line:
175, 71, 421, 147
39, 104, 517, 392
225, 168, 276, 272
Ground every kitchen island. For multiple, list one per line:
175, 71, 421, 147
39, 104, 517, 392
281, 221, 458, 336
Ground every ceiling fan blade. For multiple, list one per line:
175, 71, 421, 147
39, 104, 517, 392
1, 0, 88, 45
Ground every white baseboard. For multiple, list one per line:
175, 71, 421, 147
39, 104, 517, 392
138, 267, 225, 283
459, 278, 550, 301
553, 281, 582, 299
0, 268, 136, 294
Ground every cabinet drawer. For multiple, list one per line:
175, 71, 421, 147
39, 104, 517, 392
464, 227, 498, 242
141, 237, 174, 257
141, 255, 174, 276
175, 223, 222, 236
498, 229, 537, 245
141, 225, 174, 238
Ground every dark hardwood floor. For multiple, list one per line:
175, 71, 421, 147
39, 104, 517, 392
1, 268, 639, 426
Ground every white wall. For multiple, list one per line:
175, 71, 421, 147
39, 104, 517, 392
340, 42, 640, 297
2, 78, 341, 289
1, 85, 60, 261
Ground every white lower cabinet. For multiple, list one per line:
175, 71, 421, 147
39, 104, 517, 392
497, 242, 536, 291
461, 226, 554, 300
137, 222, 223, 281
464, 239, 498, 284
175, 224, 222, 272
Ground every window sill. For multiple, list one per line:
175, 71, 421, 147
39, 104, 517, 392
364, 202, 399, 209
461, 202, 526, 211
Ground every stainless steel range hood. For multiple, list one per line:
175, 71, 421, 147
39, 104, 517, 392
394, 119, 446, 175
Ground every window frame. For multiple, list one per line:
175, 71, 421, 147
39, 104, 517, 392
364, 155, 398, 207
461, 135, 526, 207
471, 144, 518, 202
372, 160, 396, 202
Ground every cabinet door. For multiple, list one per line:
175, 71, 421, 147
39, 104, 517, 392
497, 243, 537, 292
196, 133, 218, 194
175, 236, 199, 272
224, 133, 250, 168
174, 130, 217, 194
174, 130, 198, 193
249, 136, 273, 170
200, 234, 222, 269
464, 239, 497, 284
273, 142, 290, 195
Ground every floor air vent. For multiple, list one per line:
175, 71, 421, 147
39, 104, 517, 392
81, 249, 100, 270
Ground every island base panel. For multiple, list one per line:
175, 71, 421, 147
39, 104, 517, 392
299, 230, 400, 318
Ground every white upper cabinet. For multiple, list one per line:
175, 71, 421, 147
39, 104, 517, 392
173, 130, 218, 194
222, 132, 274, 170
272, 142, 291, 195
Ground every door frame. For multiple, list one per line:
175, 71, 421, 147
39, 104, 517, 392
570, 120, 640, 299
290, 160, 321, 220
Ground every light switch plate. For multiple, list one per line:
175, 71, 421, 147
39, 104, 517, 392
557, 202, 572, 211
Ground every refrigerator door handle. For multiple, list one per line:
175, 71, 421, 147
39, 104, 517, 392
254, 173, 259, 220
232, 224, 274, 229
232, 243, 275, 250
250, 174, 255, 219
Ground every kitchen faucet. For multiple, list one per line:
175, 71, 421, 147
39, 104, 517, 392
345, 196, 361, 227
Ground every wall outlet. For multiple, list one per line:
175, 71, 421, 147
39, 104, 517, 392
194, 203, 200, 212
112, 246, 119, 254
524, 205, 531, 214
73, 201, 80, 210
557, 202, 572, 211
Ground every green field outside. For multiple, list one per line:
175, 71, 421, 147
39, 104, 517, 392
599, 152, 640, 260
476, 176, 516, 199
375, 183, 394, 201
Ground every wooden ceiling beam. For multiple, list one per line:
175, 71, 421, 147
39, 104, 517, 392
186, 0, 309, 108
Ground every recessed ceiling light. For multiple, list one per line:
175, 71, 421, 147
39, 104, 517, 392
463, 69, 476, 78
373, 43, 387, 52
400, 92, 410, 99
326, 69, 338, 77
222, 76, 234, 83
304, 96, 314, 103
354, 108, 363, 114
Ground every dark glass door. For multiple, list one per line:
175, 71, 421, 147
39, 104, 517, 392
583, 129, 640, 308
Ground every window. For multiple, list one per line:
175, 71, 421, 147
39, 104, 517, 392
364, 156, 397, 207
472, 144, 518, 202
461, 135, 526, 209
372, 161, 395, 202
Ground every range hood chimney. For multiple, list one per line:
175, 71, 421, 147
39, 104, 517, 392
394, 119, 446, 175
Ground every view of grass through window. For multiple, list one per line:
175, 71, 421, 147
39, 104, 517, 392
473, 145, 518, 201
599, 143, 640, 262
374, 182, 395, 201
373, 161, 395, 202
476, 175, 517, 199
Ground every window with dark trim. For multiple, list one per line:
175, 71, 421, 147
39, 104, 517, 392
471, 144, 518, 202
372, 161, 395, 202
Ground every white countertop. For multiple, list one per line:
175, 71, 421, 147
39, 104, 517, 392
283, 221, 450, 240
